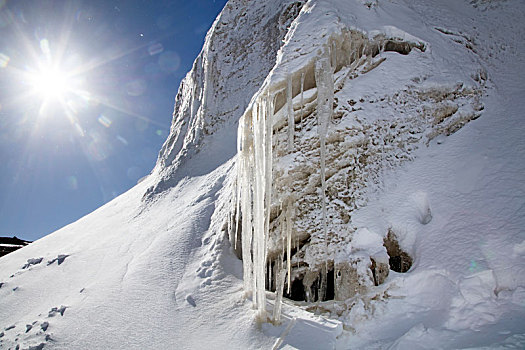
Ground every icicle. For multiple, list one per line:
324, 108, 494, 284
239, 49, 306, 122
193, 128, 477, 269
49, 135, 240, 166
364, 41, 372, 64
240, 108, 254, 297
227, 208, 233, 246
314, 46, 334, 301
286, 201, 294, 294
331, 40, 337, 72
234, 158, 242, 250
286, 203, 292, 295
268, 258, 272, 291
264, 91, 273, 258
242, 164, 253, 297
273, 253, 286, 324
236, 87, 275, 320
300, 72, 305, 125
287, 74, 294, 152
252, 100, 268, 318
319, 264, 327, 302
233, 113, 245, 251
279, 206, 287, 273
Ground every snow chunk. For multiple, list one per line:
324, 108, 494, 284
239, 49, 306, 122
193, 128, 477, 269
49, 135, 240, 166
47, 254, 69, 266
369, 25, 427, 50
352, 228, 383, 254
411, 191, 432, 225
186, 295, 197, 307
446, 270, 501, 331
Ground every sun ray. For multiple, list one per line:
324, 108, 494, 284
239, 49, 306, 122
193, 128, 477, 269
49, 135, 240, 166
53, 1, 77, 66
5, 9, 43, 67
84, 93, 168, 128
70, 30, 175, 78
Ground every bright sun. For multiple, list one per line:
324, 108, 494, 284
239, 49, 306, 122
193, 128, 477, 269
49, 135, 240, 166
30, 65, 72, 100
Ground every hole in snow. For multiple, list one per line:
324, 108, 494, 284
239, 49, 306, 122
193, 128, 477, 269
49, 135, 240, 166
383, 229, 413, 273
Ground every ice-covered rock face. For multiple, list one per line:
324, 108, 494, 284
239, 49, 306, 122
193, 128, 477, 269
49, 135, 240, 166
145, 0, 306, 197
148, 0, 487, 321
227, 0, 487, 319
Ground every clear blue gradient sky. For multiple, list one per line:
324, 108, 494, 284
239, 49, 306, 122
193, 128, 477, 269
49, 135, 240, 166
0, 0, 228, 241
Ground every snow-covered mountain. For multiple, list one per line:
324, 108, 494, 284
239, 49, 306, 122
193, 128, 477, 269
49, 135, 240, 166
1, 0, 524, 349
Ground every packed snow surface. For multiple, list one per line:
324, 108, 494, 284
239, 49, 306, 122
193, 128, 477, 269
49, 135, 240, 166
1, 0, 525, 349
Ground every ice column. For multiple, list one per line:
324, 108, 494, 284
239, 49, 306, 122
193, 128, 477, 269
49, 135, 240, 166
253, 100, 266, 316
237, 91, 274, 320
314, 47, 334, 300
273, 253, 286, 323
239, 111, 254, 295
264, 92, 273, 246
286, 201, 294, 294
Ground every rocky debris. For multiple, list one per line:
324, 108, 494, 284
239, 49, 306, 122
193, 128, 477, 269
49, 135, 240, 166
48, 306, 67, 317
47, 255, 69, 266
22, 258, 43, 269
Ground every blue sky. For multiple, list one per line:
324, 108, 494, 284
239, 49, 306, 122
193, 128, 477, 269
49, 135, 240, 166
0, 0, 228, 241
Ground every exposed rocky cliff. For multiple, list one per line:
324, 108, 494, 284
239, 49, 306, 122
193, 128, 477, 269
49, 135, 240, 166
227, 0, 487, 320
146, 0, 304, 197
0, 236, 31, 257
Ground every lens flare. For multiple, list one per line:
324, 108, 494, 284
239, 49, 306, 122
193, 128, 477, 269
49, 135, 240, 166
97, 114, 112, 128
116, 135, 128, 145
148, 42, 163, 56
66, 175, 78, 190
0, 53, 9, 68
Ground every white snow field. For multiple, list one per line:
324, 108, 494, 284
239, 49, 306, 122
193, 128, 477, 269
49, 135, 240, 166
1, 0, 525, 349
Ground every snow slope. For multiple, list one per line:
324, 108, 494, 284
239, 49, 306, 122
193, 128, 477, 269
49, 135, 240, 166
0, 164, 278, 349
1, 0, 525, 349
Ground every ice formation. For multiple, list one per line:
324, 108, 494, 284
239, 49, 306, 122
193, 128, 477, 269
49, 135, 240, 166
314, 47, 334, 301
236, 93, 276, 319
232, 2, 486, 322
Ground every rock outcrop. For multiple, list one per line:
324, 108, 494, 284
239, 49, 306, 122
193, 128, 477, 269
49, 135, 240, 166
0, 236, 31, 258
146, 0, 487, 321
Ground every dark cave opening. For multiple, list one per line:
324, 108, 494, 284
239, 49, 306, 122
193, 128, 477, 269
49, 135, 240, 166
384, 229, 413, 273
284, 267, 335, 302
325, 268, 335, 301
290, 277, 306, 301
